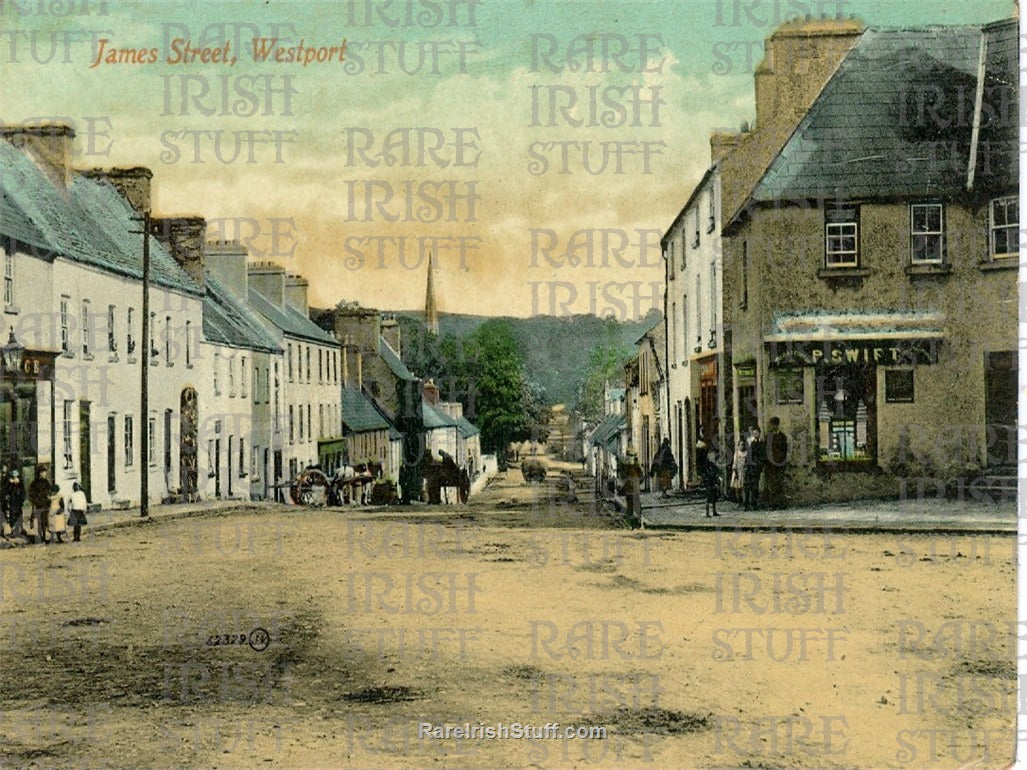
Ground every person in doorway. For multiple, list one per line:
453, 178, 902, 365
28, 466, 51, 545
743, 427, 766, 511
650, 438, 678, 498
618, 447, 645, 528
68, 482, 89, 542
764, 417, 789, 510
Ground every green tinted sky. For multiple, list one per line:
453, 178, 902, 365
1, 0, 1016, 317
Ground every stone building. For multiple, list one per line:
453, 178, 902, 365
720, 18, 1018, 503
624, 321, 664, 489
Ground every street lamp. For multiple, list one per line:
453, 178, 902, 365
1, 327, 25, 373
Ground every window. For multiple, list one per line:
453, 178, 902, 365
148, 416, 156, 466
229, 356, 236, 396
691, 208, 700, 248
288, 343, 294, 381
307, 404, 312, 441
81, 300, 90, 356
319, 403, 324, 437
274, 362, 280, 432
671, 301, 677, 361
885, 369, 915, 403
318, 349, 323, 383
825, 206, 859, 267
709, 261, 717, 342
127, 308, 135, 356
816, 364, 876, 463
213, 352, 220, 395
124, 415, 134, 467
149, 311, 156, 360
288, 405, 295, 444
241, 356, 248, 399
990, 196, 1018, 258
668, 242, 675, 281
679, 232, 686, 270
775, 369, 804, 404
694, 274, 701, 347
707, 187, 716, 233
3, 249, 12, 307
306, 347, 311, 382
164, 410, 173, 473
910, 204, 944, 263
60, 296, 70, 352
239, 437, 246, 477
741, 241, 749, 310
185, 320, 192, 366
298, 403, 304, 442
107, 305, 116, 352
680, 297, 688, 360
164, 316, 172, 362
63, 400, 74, 469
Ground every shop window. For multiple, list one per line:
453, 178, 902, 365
825, 206, 859, 267
124, 415, 134, 467
816, 364, 876, 464
885, 369, 914, 403
990, 196, 1018, 258
910, 203, 943, 263
775, 369, 804, 404
3, 250, 12, 307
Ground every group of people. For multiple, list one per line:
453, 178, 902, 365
1, 465, 89, 545
728, 417, 789, 511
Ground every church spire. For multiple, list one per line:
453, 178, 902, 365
425, 251, 439, 336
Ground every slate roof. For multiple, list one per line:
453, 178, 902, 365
203, 273, 281, 353
342, 387, 392, 433
750, 21, 1017, 205
589, 413, 625, 452
248, 287, 338, 345
455, 416, 479, 438
0, 141, 201, 295
422, 399, 458, 430
974, 20, 1017, 192
380, 337, 416, 382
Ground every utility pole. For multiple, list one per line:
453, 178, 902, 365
131, 211, 151, 517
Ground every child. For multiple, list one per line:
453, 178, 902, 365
48, 485, 67, 544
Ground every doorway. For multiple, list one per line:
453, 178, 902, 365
106, 414, 116, 493
985, 351, 1016, 467
79, 401, 91, 499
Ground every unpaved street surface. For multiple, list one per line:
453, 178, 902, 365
0, 470, 1017, 769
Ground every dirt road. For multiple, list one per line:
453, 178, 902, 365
0, 470, 1016, 769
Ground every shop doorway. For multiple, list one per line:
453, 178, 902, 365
79, 401, 91, 499
106, 415, 116, 493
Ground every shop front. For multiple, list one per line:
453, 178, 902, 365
0, 329, 59, 482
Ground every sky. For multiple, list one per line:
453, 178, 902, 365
1, 0, 1015, 319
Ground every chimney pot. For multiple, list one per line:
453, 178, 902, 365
2, 122, 75, 188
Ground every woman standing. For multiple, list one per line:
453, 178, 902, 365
730, 440, 746, 504
68, 482, 89, 542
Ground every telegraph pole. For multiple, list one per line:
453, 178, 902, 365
131, 211, 151, 517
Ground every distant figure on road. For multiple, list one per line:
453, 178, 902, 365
618, 447, 644, 528
764, 417, 789, 510
743, 428, 766, 511
696, 440, 721, 518
650, 438, 678, 498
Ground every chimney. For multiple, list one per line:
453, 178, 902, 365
342, 337, 351, 388
1, 123, 75, 189
151, 216, 206, 287
423, 379, 440, 406
80, 166, 152, 213
284, 273, 309, 315
380, 313, 401, 357
752, 17, 863, 128
204, 239, 249, 299
248, 261, 287, 308
332, 303, 382, 357
710, 132, 742, 163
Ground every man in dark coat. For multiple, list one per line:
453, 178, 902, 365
764, 417, 789, 510
28, 466, 51, 544
696, 440, 721, 517
618, 447, 645, 528
4, 469, 26, 538
743, 427, 766, 511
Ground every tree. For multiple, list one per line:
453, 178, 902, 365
576, 319, 633, 423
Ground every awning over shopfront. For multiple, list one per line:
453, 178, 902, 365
764, 311, 945, 367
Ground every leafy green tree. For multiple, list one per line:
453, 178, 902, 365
576, 319, 633, 422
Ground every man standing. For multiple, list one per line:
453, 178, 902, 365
764, 417, 789, 510
28, 465, 51, 545
743, 427, 766, 511
618, 447, 645, 528
4, 469, 25, 539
